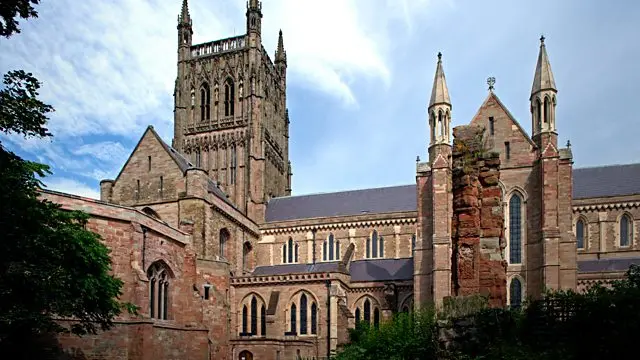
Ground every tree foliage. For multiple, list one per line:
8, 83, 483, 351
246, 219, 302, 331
335, 308, 439, 360
0, 0, 40, 37
336, 266, 640, 360
0, 1, 134, 353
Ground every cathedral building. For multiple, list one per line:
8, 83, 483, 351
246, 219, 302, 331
46, 1, 640, 359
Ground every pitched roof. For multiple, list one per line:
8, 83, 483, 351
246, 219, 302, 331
349, 258, 413, 282
265, 184, 416, 222
573, 163, 640, 199
251, 258, 413, 282
265, 163, 640, 222
578, 257, 640, 273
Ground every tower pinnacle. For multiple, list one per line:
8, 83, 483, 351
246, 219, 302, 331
531, 35, 556, 98
179, 0, 191, 24
275, 29, 287, 64
429, 52, 451, 108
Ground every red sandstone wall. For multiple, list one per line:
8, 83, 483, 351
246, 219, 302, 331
451, 125, 507, 307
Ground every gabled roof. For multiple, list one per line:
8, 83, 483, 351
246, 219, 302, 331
471, 91, 537, 148
110, 126, 234, 207
265, 184, 416, 222
578, 257, 640, 273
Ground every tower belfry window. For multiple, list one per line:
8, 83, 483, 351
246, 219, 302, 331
200, 84, 211, 121
224, 79, 235, 117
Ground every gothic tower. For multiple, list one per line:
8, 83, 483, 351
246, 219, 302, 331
529, 36, 576, 295
172, 0, 291, 223
415, 53, 454, 306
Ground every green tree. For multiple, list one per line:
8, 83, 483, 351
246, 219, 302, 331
0, 0, 135, 355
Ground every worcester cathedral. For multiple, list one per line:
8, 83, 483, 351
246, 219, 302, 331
46, 1, 640, 359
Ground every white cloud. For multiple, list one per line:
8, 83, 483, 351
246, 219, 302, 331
44, 177, 100, 199
72, 141, 129, 164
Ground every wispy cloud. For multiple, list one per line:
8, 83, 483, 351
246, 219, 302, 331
43, 177, 100, 199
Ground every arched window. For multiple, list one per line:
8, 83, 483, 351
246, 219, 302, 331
437, 110, 444, 139
371, 231, 378, 258
311, 302, 317, 334
282, 244, 286, 264
364, 299, 371, 323
288, 237, 293, 263
620, 214, 633, 247
224, 78, 235, 117
220, 228, 230, 259
536, 99, 542, 131
290, 303, 297, 334
190, 88, 195, 107
355, 307, 361, 323
260, 305, 266, 336
250, 296, 258, 335
412, 234, 416, 251
200, 83, 210, 121
336, 240, 340, 260
243, 242, 252, 270
367, 230, 383, 259
195, 148, 201, 167
300, 294, 308, 334
147, 261, 171, 320
510, 278, 523, 308
543, 97, 550, 124
576, 219, 585, 249
242, 305, 248, 334
509, 194, 523, 264
373, 308, 380, 328
328, 234, 335, 261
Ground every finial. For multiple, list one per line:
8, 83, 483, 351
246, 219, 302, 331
437, 52, 442, 61
540, 34, 545, 44
566, 140, 571, 148
487, 77, 496, 91
416, 156, 421, 163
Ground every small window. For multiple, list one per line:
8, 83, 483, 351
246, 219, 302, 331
204, 285, 210, 300
489, 117, 495, 135
148, 156, 152, 171
505, 141, 511, 160
576, 219, 585, 249
136, 179, 141, 200
620, 214, 633, 247
159, 176, 163, 198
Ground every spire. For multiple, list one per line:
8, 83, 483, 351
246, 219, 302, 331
179, 0, 191, 24
531, 35, 556, 97
429, 52, 451, 108
275, 29, 287, 64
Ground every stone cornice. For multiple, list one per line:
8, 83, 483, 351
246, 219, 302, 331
231, 272, 344, 287
573, 201, 640, 212
261, 216, 417, 235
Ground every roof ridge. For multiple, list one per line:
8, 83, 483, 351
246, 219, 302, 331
574, 162, 640, 171
270, 183, 415, 200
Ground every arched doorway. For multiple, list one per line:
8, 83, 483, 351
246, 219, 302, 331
239, 350, 253, 360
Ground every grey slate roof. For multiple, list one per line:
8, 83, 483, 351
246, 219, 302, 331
265, 163, 640, 222
349, 258, 413, 282
572, 163, 640, 199
265, 185, 416, 222
252, 262, 343, 276
251, 258, 413, 282
578, 257, 640, 273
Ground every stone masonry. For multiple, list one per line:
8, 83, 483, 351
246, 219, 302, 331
450, 125, 507, 307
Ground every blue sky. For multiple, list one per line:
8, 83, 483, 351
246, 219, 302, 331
1, 0, 639, 199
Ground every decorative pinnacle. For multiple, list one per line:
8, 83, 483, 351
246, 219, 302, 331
487, 77, 496, 91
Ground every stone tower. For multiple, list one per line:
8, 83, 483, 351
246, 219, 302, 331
172, 0, 292, 223
529, 36, 577, 295
415, 53, 454, 307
